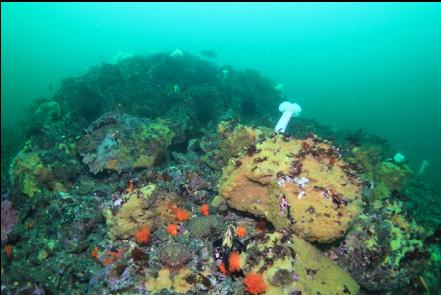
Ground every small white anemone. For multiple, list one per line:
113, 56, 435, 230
393, 152, 406, 164
274, 101, 302, 133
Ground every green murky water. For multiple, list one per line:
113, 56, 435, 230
2, 3, 441, 179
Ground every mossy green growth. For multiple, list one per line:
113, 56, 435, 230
78, 115, 176, 174
390, 239, 401, 251
365, 237, 378, 250
57, 142, 76, 155
217, 120, 263, 160
210, 195, 224, 208
350, 145, 413, 202
389, 224, 404, 251
140, 119, 175, 142
37, 239, 57, 261
138, 184, 157, 198
350, 145, 383, 180
374, 161, 412, 192
22, 176, 40, 197
385, 202, 403, 215
9, 148, 49, 197
430, 245, 441, 263
371, 182, 391, 201
385, 220, 425, 265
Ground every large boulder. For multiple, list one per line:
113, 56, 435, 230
77, 112, 174, 174
241, 232, 360, 294
329, 199, 430, 291
219, 132, 363, 243
10, 141, 80, 198
105, 184, 179, 240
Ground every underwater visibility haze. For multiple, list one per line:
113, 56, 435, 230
1, 3, 441, 295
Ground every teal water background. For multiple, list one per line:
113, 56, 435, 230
2, 2, 440, 179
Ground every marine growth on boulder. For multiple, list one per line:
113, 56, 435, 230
219, 131, 363, 243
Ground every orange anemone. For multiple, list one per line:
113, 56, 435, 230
102, 248, 124, 266
91, 247, 100, 260
199, 204, 209, 216
135, 225, 151, 244
244, 273, 267, 295
166, 224, 179, 236
228, 251, 241, 273
174, 208, 190, 222
219, 262, 229, 275
236, 226, 247, 238
3, 245, 13, 260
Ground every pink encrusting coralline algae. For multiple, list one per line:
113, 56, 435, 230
1, 200, 17, 242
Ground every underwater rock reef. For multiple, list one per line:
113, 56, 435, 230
1, 51, 440, 295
